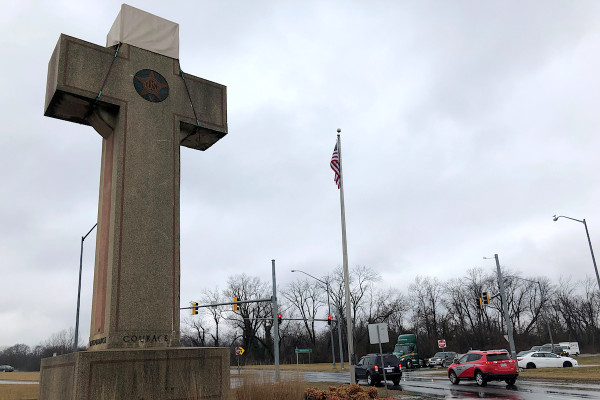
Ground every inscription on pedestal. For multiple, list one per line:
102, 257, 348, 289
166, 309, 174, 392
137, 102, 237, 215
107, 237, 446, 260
88, 337, 106, 347
122, 334, 169, 344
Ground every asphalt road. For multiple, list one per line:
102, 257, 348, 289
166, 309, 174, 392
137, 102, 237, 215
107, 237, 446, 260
233, 367, 600, 399
398, 369, 600, 399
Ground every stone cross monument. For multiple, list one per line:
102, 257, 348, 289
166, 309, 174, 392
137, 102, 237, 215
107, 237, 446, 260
39, 5, 229, 399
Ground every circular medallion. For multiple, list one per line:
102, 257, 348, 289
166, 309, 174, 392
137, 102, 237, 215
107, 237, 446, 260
133, 69, 169, 102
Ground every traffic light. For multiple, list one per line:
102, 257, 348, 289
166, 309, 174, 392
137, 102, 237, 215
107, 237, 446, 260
477, 297, 483, 309
278, 313, 282, 324
327, 315, 332, 325
191, 302, 198, 315
482, 291, 490, 305
233, 296, 238, 311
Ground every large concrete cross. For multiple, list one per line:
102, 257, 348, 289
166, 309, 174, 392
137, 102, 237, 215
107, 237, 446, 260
44, 14, 227, 350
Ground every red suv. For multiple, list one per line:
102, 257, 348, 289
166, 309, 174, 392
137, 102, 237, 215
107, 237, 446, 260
447, 350, 518, 387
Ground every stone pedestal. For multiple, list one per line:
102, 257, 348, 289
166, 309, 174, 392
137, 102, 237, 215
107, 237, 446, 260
38, 347, 229, 400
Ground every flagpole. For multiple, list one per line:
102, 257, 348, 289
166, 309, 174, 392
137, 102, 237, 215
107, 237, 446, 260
336, 129, 356, 384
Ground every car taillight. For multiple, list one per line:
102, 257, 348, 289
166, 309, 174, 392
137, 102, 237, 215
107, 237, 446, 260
485, 361, 492, 365
374, 365, 379, 372
517, 358, 522, 361
399, 363, 402, 369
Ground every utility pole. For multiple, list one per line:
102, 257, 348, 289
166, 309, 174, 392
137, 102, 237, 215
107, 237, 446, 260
337, 312, 344, 369
272, 259, 280, 382
494, 254, 516, 360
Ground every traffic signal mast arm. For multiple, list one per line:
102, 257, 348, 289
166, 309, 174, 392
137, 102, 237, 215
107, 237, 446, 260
282, 317, 337, 322
488, 292, 501, 301
181, 297, 272, 310
240, 317, 338, 322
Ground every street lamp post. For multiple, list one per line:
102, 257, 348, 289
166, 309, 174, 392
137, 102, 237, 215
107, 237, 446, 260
73, 223, 97, 352
553, 215, 600, 293
291, 269, 338, 369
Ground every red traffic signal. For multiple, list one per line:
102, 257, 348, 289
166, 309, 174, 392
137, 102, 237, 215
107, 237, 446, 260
327, 315, 332, 325
277, 313, 282, 324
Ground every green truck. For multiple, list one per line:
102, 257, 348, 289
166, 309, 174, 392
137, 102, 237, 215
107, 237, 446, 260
393, 333, 421, 369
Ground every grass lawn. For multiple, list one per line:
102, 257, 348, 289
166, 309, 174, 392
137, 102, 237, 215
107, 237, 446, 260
0, 372, 38, 382
0, 372, 39, 400
0, 384, 38, 400
518, 365, 600, 382
0, 373, 38, 400
577, 354, 600, 365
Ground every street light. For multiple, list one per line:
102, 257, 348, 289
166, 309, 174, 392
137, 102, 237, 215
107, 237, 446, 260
74, 222, 97, 352
291, 269, 339, 369
553, 215, 600, 293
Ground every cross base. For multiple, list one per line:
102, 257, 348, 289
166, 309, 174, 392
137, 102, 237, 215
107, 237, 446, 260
38, 347, 230, 400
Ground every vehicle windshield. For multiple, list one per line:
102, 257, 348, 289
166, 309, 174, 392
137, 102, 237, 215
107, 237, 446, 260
394, 344, 414, 355
433, 352, 444, 357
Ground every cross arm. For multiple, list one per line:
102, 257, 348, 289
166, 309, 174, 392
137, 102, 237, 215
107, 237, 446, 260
176, 71, 228, 151
44, 34, 121, 138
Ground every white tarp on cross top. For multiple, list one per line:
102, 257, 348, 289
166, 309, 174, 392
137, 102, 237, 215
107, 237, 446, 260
106, 4, 179, 59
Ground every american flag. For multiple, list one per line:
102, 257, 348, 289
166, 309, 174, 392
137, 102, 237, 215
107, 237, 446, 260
330, 143, 340, 188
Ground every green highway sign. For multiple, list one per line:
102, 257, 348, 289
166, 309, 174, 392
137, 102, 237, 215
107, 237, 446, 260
295, 348, 312, 353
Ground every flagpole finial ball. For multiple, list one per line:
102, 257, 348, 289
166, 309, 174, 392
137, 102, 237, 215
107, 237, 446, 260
337, 128, 341, 133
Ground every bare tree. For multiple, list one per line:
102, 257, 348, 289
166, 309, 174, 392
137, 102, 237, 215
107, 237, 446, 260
181, 317, 209, 347
201, 287, 226, 346
409, 276, 445, 338
325, 265, 380, 357
42, 328, 75, 355
222, 274, 272, 360
282, 278, 325, 345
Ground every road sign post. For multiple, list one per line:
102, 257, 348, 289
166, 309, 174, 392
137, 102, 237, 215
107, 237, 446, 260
235, 346, 245, 375
368, 323, 389, 398
295, 348, 313, 365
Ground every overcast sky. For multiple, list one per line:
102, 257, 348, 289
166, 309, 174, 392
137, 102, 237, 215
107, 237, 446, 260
2, 0, 600, 348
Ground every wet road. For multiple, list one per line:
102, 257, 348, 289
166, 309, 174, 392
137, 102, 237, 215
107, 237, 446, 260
233, 368, 600, 399
396, 373, 600, 399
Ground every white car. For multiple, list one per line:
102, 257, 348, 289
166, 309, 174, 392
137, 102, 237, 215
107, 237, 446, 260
517, 351, 578, 369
